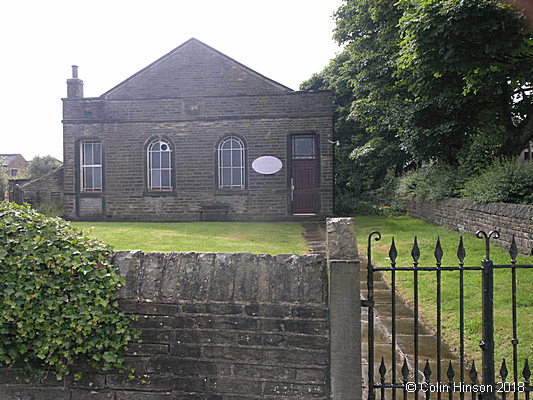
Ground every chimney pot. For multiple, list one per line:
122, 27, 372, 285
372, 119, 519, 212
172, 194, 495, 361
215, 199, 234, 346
67, 65, 83, 98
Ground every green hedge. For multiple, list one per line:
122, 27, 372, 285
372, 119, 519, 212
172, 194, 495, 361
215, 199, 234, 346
0, 202, 137, 379
461, 159, 533, 204
395, 164, 466, 201
394, 160, 532, 205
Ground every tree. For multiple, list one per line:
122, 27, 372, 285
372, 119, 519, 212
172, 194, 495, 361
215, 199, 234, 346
301, 0, 532, 208
301, 52, 368, 198
396, 0, 533, 163
327, 0, 533, 168
301, 1, 412, 203
28, 155, 62, 179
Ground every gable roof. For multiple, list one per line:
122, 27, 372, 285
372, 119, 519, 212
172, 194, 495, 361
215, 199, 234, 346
0, 154, 27, 168
102, 38, 292, 100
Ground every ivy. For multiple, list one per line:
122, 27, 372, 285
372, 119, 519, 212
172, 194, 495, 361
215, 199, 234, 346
0, 202, 138, 380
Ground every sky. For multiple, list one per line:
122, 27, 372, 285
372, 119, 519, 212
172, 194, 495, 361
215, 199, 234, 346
0, 0, 344, 162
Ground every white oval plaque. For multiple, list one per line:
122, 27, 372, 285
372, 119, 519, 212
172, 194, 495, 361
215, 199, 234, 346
252, 156, 283, 175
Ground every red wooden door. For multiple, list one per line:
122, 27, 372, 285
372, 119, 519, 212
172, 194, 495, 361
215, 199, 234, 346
291, 159, 318, 214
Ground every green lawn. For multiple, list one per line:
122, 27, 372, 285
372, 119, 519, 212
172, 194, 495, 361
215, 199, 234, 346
71, 216, 532, 373
70, 221, 309, 255
354, 215, 533, 375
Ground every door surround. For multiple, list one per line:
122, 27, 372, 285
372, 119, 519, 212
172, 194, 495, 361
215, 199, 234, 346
289, 134, 319, 215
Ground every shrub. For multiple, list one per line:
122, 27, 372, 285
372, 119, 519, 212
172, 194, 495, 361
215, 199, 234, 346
395, 164, 467, 200
379, 201, 407, 217
335, 192, 406, 216
0, 202, 137, 379
461, 159, 533, 204
335, 193, 382, 216
33, 201, 63, 217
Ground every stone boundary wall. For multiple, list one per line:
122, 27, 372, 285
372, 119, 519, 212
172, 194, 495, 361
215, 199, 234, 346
11, 167, 64, 205
0, 251, 330, 400
404, 198, 533, 255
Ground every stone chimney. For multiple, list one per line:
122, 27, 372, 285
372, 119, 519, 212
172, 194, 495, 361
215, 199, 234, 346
66, 65, 84, 98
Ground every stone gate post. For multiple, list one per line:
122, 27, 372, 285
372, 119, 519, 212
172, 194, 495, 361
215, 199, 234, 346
327, 217, 362, 400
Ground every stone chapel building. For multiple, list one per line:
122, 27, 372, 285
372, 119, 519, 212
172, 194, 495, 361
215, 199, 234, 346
61, 38, 333, 221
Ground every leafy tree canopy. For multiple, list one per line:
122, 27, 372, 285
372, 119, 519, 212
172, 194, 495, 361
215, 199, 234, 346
302, 1, 412, 203
310, 0, 533, 181
28, 155, 62, 179
396, 0, 533, 162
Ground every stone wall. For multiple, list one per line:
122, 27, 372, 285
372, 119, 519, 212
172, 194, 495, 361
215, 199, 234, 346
17, 167, 64, 205
0, 251, 330, 399
7, 178, 30, 202
404, 198, 533, 255
62, 95, 333, 222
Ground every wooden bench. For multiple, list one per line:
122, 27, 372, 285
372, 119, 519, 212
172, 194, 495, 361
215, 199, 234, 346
199, 202, 230, 221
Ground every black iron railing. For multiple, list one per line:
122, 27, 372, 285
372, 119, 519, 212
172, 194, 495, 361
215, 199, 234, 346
364, 230, 532, 400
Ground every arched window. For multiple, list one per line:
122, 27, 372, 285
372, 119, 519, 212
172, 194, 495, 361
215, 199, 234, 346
147, 139, 173, 191
218, 136, 245, 189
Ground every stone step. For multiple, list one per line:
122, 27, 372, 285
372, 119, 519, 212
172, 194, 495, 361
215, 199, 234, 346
301, 222, 327, 256
360, 259, 463, 394
302, 223, 463, 394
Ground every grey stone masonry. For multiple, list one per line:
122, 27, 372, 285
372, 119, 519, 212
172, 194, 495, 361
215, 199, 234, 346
0, 251, 330, 399
326, 217, 357, 262
113, 251, 327, 304
405, 198, 533, 256
19, 167, 64, 205
62, 38, 334, 222
326, 218, 362, 400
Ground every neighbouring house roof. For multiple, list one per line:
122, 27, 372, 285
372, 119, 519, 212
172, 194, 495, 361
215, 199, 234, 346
0, 154, 28, 168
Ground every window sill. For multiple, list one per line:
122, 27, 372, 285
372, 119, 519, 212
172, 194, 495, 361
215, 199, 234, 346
214, 189, 249, 196
79, 191, 103, 196
143, 190, 177, 197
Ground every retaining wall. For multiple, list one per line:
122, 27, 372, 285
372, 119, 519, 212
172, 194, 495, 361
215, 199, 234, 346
0, 252, 330, 399
404, 198, 533, 255
0, 218, 362, 400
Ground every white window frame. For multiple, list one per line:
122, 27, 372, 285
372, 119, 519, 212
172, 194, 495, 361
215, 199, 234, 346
80, 140, 102, 192
521, 141, 533, 161
147, 139, 173, 191
218, 136, 245, 189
